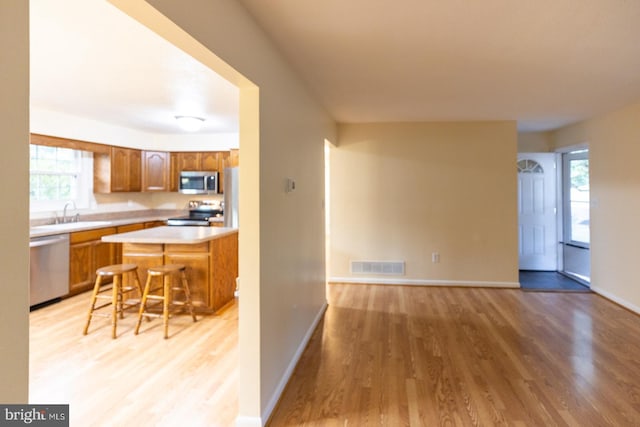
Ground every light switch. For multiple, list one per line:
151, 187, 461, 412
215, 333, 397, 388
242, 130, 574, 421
285, 177, 296, 193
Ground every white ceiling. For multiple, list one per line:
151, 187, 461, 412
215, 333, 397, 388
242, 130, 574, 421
31, 1, 640, 134
30, 0, 239, 135
238, 0, 640, 131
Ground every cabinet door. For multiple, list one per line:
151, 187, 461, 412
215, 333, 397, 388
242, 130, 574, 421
69, 241, 95, 294
128, 149, 142, 192
169, 152, 179, 192
122, 243, 164, 289
142, 151, 170, 191
108, 147, 141, 192
110, 147, 130, 192
94, 241, 116, 271
164, 252, 210, 310
177, 152, 201, 171
200, 152, 219, 171
228, 149, 239, 167
217, 151, 230, 193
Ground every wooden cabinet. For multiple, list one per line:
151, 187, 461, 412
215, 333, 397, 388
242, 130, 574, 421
142, 151, 170, 192
94, 147, 142, 193
165, 243, 211, 309
120, 231, 238, 312
200, 152, 220, 171
69, 221, 167, 295
113, 223, 145, 263
144, 220, 167, 228
170, 151, 235, 193
176, 152, 202, 171
169, 152, 179, 192
69, 227, 117, 295
228, 149, 239, 167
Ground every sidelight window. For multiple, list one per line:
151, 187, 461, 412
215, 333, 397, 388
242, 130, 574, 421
563, 149, 590, 246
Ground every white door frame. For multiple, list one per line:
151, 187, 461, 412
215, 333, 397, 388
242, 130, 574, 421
555, 144, 591, 284
517, 153, 558, 271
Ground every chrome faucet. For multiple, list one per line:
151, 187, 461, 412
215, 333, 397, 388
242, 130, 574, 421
61, 201, 78, 223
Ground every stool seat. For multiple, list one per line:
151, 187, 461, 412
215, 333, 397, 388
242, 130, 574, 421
135, 264, 196, 339
147, 264, 186, 275
83, 264, 143, 339
96, 263, 138, 276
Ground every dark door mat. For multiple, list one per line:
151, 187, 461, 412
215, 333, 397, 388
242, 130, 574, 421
519, 270, 591, 292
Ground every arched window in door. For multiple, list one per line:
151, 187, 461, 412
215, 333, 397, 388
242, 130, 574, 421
517, 159, 544, 173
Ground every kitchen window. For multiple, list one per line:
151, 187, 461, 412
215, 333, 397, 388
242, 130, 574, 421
30, 145, 92, 212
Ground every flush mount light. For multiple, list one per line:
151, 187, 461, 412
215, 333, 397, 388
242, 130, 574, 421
175, 115, 205, 132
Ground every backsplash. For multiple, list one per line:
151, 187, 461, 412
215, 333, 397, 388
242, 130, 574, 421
29, 209, 185, 227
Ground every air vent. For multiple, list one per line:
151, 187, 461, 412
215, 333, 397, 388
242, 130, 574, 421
350, 261, 405, 275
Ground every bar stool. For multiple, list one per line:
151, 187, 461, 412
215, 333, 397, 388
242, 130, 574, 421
83, 263, 143, 339
135, 264, 197, 339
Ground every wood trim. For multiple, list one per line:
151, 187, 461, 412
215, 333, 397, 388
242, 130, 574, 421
30, 133, 111, 154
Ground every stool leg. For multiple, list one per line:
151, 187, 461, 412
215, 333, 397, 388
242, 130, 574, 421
163, 275, 170, 339
83, 275, 102, 335
133, 269, 143, 300
181, 270, 197, 322
135, 274, 153, 335
118, 274, 126, 319
112, 274, 120, 339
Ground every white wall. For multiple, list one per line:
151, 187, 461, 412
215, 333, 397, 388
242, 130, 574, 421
518, 131, 552, 152
0, 0, 29, 403
552, 101, 640, 313
330, 122, 519, 287
112, 1, 336, 425
31, 107, 239, 151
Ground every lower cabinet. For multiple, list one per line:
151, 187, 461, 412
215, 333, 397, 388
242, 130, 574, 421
68, 227, 117, 295
68, 220, 167, 296
120, 232, 238, 312
165, 243, 211, 310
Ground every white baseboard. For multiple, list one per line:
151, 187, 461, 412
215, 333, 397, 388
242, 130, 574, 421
259, 302, 328, 425
590, 285, 640, 315
329, 276, 520, 288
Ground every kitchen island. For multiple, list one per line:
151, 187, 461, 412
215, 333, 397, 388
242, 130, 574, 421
103, 226, 238, 313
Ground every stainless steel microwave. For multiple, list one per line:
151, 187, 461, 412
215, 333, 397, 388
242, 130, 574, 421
179, 171, 219, 194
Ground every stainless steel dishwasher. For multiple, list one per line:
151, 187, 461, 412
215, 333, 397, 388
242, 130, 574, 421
29, 233, 70, 307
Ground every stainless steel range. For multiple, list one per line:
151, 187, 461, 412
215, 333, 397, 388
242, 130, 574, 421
167, 200, 223, 226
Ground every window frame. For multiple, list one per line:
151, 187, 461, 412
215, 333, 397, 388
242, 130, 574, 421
562, 149, 590, 249
29, 144, 93, 213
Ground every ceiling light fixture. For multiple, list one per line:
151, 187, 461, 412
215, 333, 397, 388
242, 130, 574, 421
175, 115, 205, 132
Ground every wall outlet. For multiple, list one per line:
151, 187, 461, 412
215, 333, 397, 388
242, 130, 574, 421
432, 252, 440, 263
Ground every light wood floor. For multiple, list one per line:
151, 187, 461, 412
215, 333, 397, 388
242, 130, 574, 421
29, 292, 238, 427
268, 284, 640, 426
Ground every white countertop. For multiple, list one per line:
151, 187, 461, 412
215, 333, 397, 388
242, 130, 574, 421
29, 216, 168, 238
102, 226, 238, 244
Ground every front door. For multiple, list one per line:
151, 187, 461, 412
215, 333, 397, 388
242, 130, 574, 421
518, 153, 557, 270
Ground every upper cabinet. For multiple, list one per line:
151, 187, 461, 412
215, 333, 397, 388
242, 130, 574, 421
170, 151, 235, 193
228, 148, 239, 168
174, 151, 222, 172
32, 134, 237, 194
94, 147, 142, 193
175, 152, 202, 171
142, 151, 170, 192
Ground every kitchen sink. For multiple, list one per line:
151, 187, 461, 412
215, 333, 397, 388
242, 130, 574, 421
30, 220, 113, 233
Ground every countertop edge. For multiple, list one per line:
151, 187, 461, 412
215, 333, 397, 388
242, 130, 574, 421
102, 226, 238, 244
29, 216, 169, 238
